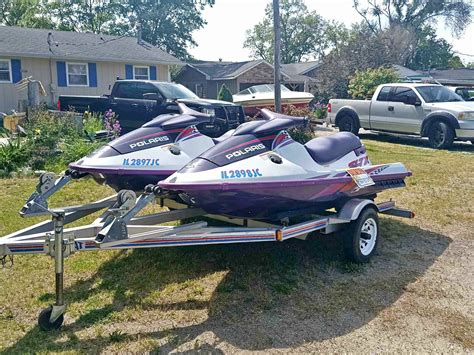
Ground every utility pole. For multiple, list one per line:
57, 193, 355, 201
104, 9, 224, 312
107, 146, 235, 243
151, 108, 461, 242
273, 0, 282, 112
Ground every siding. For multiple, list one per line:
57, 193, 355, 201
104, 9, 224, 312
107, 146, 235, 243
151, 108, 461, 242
0, 58, 170, 112
174, 66, 208, 98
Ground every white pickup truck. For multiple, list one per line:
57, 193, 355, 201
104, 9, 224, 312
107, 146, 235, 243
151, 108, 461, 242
326, 83, 474, 148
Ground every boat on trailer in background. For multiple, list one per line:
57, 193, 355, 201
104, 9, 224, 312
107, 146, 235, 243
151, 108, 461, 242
232, 84, 314, 116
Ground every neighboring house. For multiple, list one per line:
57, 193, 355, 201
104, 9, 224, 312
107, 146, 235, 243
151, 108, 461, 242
175, 59, 291, 99
280, 61, 320, 92
391, 64, 432, 82
0, 26, 181, 113
423, 68, 474, 87
175, 59, 324, 99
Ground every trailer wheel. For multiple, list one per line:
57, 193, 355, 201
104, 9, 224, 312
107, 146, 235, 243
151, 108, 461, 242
38, 306, 64, 331
343, 207, 379, 263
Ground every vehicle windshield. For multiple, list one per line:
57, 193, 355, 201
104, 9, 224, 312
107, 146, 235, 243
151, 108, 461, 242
236, 84, 290, 95
156, 83, 199, 100
416, 86, 464, 103
454, 87, 474, 101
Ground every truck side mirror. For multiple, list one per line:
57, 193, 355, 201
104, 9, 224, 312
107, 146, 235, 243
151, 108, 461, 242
404, 96, 420, 106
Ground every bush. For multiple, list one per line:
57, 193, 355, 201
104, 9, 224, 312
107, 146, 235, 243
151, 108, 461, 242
217, 84, 233, 102
0, 109, 111, 175
60, 139, 104, 165
248, 105, 316, 144
348, 66, 399, 99
0, 134, 30, 174
83, 111, 104, 135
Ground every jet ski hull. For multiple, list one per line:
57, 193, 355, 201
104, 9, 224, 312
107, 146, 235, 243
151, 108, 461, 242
160, 167, 411, 219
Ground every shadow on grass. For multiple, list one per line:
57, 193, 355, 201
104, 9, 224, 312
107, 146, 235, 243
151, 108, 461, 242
359, 132, 474, 153
4, 218, 450, 353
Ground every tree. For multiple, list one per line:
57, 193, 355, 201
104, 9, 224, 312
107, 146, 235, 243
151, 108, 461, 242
47, 0, 122, 33
243, 0, 333, 63
0, 0, 53, 28
405, 26, 464, 70
115, 0, 215, 60
348, 67, 399, 99
217, 84, 233, 102
448, 56, 465, 69
353, 0, 472, 36
317, 24, 413, 99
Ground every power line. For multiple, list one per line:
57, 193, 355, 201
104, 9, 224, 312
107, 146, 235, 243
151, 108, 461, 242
453, 51, 474, 57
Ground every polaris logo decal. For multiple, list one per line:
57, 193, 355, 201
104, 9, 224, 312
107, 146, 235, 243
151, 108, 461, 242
130, 136, 170, 149
225, 143, 266, 160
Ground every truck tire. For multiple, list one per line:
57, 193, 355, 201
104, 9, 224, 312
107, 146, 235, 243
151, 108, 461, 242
338, 114, 359, 135
343, 207, 379, 263
428, 121, 455, 149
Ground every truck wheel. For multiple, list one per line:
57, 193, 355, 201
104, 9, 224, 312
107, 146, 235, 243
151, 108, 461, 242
338, 115, 359, 135
428, 121, 454, 149
343, 207, 379, 263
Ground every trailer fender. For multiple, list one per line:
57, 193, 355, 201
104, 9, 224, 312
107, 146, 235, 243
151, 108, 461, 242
337, 198, 378, 221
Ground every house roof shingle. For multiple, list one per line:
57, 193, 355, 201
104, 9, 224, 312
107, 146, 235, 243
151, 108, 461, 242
281, 61, 320, 75
0, 26, 181, 65
189, 59, 275, 80
426, 68, 474, 85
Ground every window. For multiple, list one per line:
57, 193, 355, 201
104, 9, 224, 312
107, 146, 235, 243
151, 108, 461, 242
391, 87, 420, 103
135, 82, 161, 99
417, 85, 463, 103
115, 82, 162, 99
0, 60, 11, 82
134, 66, 149, 80
67, 63, 88, 86
195, 83, 203, 97
115, 83, 139, 99
377, 86, 392, 101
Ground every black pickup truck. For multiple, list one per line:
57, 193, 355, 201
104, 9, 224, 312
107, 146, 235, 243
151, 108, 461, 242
58, 80, 245, 135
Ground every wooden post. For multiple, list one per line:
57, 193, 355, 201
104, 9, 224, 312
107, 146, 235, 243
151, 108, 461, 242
27, 80, 41, 108
273, 0, 282, 113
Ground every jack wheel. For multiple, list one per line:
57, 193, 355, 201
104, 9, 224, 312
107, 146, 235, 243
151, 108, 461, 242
38, 306, 64, 331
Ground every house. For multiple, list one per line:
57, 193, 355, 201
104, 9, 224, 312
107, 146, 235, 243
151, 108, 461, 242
175, 59, 318, 99
423, 68, 474, 87
280, 61, 320, 92
0, 26, 181, 112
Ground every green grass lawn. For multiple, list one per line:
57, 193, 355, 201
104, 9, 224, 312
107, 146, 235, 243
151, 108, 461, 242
0, 136, 473, 353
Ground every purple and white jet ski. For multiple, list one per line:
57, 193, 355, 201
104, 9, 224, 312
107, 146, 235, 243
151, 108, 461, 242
69, 103, 233, 191
159, 109, 412, 219
20, 103, 234, 216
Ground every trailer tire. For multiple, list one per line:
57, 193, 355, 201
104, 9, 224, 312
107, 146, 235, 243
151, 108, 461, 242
343, 207, 379, 263
337, 114, 360, 135
38, 306, 64, 331
428, 121, 454, 149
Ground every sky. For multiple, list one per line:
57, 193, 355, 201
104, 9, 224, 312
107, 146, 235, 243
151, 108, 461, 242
189, 0, 474, 64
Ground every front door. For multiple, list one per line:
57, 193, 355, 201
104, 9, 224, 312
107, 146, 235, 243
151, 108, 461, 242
385, 86, 424, 133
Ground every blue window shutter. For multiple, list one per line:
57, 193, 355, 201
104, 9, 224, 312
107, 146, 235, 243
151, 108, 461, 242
125, 64, 133, 79
88, 63, 97, 87
11, 59, 22, 83
150, 66, 157, 80
57, 61, 67, 87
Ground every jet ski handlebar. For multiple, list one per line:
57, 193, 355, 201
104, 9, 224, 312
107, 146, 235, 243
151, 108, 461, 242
174, 102, 227, 126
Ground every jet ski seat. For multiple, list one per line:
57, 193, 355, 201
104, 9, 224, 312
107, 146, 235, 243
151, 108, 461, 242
304, 132, 362, 165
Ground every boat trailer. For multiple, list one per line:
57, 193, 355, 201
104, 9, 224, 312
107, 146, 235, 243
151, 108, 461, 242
0, 175, 414, 331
